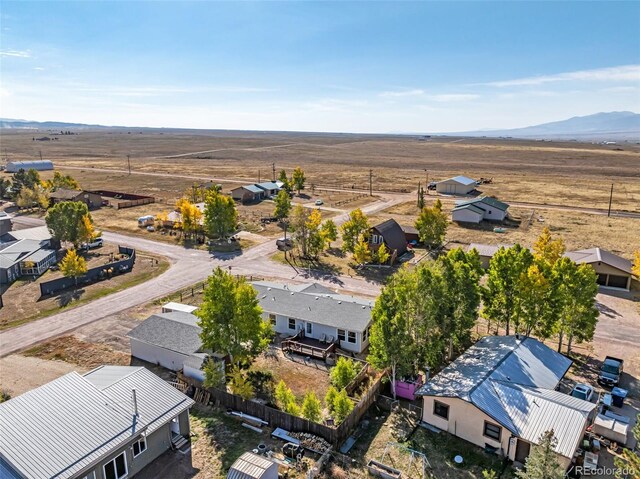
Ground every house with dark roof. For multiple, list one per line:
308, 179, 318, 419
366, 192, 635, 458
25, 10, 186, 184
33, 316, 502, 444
253, 281, 374, 353
369, 219, 408, 261
435, 175, 477, 195
452, 196, 510, 223
0, 366, 194, 479
416, 336, 596, 469
127, 311, 223, 381
49, 188, 103, 209
565, 247, 633, 290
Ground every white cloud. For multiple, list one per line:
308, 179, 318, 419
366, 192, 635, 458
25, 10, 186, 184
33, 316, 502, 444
379, 89, 425, 97
428, 94, 479, 102
0, 49, 31, 58
33, 67, 45, 71
484, 64, 640, 87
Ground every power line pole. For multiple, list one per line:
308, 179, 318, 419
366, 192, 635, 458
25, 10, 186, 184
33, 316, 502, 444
258, 169, 261, 183
369, 169, 373, 196
127, 155, 131, 175
607, 183, 613, 217
424, 169, 429, 195
272, 162, 276, 182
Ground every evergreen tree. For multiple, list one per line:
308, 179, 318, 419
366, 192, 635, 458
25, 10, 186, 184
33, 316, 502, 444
301, 392, 322, 422
228, 367, 255, 400
330, 357, 357, 389
275, 380, 300, 416
417, 183, 425, 209
341, 209, 369, 253
10, 168, 40, 197
377, 242, 390, 264
332, 389, 353, 423
516, 430, 565, 479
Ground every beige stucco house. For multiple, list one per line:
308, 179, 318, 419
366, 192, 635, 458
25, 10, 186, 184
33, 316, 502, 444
416, 336, 596, 469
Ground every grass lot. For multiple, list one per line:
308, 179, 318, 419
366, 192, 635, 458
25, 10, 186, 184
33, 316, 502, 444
0, 247, 169, 330
23, 335, 130, 368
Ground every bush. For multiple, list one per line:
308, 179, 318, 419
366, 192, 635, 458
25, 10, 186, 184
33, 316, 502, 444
228, 367, 254, 400
202, 360, 225, 389
0, 389, 10, 403
301, 392, 322, 422
247, 369, 275, 400
275, 380, 300, 416
333, 389, 354, 423
325, 386, 338, 413
330, 357, 358, 390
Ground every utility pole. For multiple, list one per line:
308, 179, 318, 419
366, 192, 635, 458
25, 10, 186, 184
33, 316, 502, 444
424, 169, 429, 195
258, 169, 261, 183
39, 150, 43, 161
272, 162, 276, 182
607, 183, 613, 217
369, 169, 373, 196
127, 155, 131, 175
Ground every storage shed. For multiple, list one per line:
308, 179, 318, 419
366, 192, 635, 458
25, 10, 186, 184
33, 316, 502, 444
435, 176, 477, 195
6, 160, 54, 173
227, 452, 278, 479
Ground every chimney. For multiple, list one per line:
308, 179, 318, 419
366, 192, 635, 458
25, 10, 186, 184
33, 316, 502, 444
132, 389, 139, 418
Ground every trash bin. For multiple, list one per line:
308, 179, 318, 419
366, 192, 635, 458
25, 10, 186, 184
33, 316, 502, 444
611, 387, 628, 408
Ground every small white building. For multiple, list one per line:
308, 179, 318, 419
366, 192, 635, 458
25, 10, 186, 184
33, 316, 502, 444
162, 302, 199, 314
435, 176, 477, 195
227, 452, 278, 479
253, 282, 373, 354
452, 196, 509, 223
6, 160, 54, 173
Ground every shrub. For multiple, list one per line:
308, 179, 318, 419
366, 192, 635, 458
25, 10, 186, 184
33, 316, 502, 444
301, 392, 322, 422
275, 380, 299, 416
202, 360, 225, 389
330, 357, 358, 390
247, 369, 275, 400
325, 386, 338, 413
228, 367, 254, 400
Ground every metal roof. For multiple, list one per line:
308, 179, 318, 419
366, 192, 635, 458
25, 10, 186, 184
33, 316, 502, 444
127, 312, 202, 356
163, 302, 199, 313
455, 196, 510, 212
565, 248, 632, 274
452, 203, 485, 215
252, 282, 373, 332
2, 225, 52, 243
254, 181, 281, 191
438, 175, 477, 186
0, 239, 54, 269
228, 452, 277, 479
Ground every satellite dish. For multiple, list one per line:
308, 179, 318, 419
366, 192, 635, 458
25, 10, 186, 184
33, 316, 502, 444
454, 455, 463, 464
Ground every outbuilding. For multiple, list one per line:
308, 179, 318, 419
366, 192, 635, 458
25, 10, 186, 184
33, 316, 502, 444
452, 196, 509, 223
565, 248, 633, 291
227, 452, 278, 479
435, 176, 477, 195
5, 160, 54, 173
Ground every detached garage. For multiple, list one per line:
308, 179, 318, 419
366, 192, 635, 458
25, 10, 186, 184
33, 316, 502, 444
436, 176, 477, 195
565, 248, 632, 291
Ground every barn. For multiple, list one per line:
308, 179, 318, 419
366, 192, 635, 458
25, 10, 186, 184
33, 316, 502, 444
227, 452, 278, 479
6, 160, 54, 173
435, 176, 477, 195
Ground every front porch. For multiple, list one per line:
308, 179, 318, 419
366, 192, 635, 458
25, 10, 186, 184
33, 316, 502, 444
281, 331, 337, 361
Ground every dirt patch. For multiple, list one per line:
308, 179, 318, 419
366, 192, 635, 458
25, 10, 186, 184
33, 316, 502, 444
23, 335, 131, 369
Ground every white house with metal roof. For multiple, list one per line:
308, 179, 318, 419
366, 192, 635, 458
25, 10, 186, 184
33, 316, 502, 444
253, 281, 374, 354
435, 176, 477, 195
0, 366, 194, 479
416, 336, 596, 469
452, 196, 510, 223
565, 247, 633, 291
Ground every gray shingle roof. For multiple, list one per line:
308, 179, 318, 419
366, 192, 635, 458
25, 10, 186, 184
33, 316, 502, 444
49, 188, 83, 200
0, 367, 193, 479
127, 312, 202, 356
565, 248, 632, 274
252, 282, 373, 332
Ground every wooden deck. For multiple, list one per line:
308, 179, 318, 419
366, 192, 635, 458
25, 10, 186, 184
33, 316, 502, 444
281, 332, 336, 360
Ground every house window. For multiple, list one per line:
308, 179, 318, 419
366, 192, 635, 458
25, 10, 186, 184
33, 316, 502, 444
484, 421, 502, 441
132, 437, 147, 457
269, 314, 276, 326
348, 331, 356, 344
433, 400, 449, 420
306, 322, 313, 335
103, 451, 127, 479
288, 318, 296, 330
337, 329, 346, 342
362, 328, 368, 342
83, 473, 96, 479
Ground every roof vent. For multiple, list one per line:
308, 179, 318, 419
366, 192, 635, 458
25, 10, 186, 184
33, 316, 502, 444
315, 297, 319, 300
338, 301, 342, 304
362, 306, 365, 309
268, 288, 271, 291
308, 306, 311, 311
291, 292, 294, 295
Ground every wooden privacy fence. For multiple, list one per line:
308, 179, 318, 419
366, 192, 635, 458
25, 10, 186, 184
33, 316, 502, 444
179, 371, 383, 446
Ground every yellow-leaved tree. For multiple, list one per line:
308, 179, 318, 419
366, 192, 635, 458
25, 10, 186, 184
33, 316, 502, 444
60, 249, 87, 289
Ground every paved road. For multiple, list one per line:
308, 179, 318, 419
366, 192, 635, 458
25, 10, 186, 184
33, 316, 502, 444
0, 198, 397, 356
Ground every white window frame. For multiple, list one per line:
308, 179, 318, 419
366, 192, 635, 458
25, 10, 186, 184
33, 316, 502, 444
348, 331, 356, 344
337, 329, 346, 342
132, 436, 147, 458
103, 451, 127, 479
362, 328, 368, 342
306, 322, 313, 335
288, 318, 296, 330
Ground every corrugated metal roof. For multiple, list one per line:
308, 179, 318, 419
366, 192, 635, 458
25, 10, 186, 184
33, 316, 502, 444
438, 175, 477, 186
3, 225, 51, 242
163, 302, 199, 313
228, 452, 277, 479
565, 248, 632, 274
252, 283, 373, 332
127, 312, 201, 356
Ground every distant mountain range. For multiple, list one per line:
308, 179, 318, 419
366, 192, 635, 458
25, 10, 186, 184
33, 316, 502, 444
440, 111, 640, 141
0, 118, 110, 129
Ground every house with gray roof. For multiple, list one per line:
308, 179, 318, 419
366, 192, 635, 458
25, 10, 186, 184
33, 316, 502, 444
452, 196, 510, 223
435, 175, 477, 195
253, 281, 374, 353
0, 366, 194, 479
0, 238, 57, 284
416, 336, 596, 469
565, 247, 633, 290
127, 311, 223, 381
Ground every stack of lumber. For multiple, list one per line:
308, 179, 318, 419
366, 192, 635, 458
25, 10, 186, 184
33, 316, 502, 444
290, 432, 331, 454
193, 388, 211, 405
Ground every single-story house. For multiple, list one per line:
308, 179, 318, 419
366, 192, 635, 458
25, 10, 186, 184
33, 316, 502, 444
565, 248, 633, 290
467, 243, 517, 268
49, 188, 103, 209
127, 311, 222, 381
435, 176, 477, 195
0, 365, 194, 479
227, 452, 278, 479
416, 336, 596, 469
255, 181, 282, 197
231, 185, 265, 203
0, 212, 11, 236
401, 224, 420, 244
5, 160, 54, 173
0, 238, 57, 284
369, 219, 407, 259
165, 202, 205, 227
452, 196, 510, 223
253, 281, 374, 354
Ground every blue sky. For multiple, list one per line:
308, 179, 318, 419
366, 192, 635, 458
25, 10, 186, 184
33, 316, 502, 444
1, 1, 639, 133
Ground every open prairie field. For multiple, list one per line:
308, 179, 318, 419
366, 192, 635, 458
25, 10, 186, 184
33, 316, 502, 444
1, 129, 639, 211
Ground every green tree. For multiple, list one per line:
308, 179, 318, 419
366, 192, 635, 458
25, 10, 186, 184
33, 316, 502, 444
273, 189, 292, 220
330, 357, 358, 390
415, 199, 447, 249
417, 183, 425, 209
197, 268, 270, 366
10, 168, 40, 197
0, 178, 12, 198
352, 236, 371, 266
278, 169, 292, 193
325, 386, 339, 414
275, 380, 300, 415
42, 171, 80, 191
16, 184, 49, 210
614, 414, 640, 478
332, 389, 353, 423
340, 208, 369, 253
518, 263, 554, 338
301, 392, 322, 422
228, 366, 255, 400
202, 360, 226, 389
533, 227, 565, 266
203, 190, 238, 240
320, 219, 338, 249
289, 206, 324, 258
376, 242, 390, 264
59, 249, 87, 288
516, 430, 565, 479
482, 244, 534, 336
551, 258, 599, 354
292, 166, 306, 195
45, 201, 95, 247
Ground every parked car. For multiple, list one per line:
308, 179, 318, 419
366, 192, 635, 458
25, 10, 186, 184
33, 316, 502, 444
427, 182, 437, 190
570, 383, 594, 402
599, 356, 624, 387
146, 225, 155, 232
81, 238, 103, 250
48, 264, 59, 272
